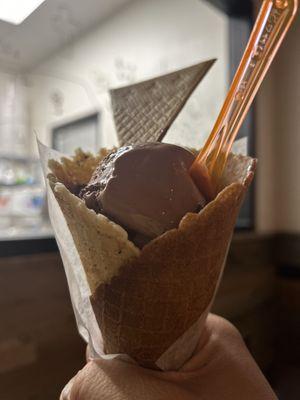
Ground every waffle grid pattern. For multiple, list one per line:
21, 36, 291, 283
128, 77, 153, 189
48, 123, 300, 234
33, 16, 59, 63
91, 184, 243, 367
110, 61, 215, 146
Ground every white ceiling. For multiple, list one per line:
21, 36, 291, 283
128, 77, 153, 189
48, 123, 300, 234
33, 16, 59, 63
0, 0, 133, 72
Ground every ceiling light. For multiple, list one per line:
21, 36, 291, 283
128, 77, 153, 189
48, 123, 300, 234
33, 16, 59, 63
0, 0, 46, 25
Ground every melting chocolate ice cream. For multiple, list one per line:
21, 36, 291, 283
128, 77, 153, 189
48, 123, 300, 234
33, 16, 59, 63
80, 143, 206, 246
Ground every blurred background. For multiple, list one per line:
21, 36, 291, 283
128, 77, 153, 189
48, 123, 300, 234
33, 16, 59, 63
0, 0, 299, 399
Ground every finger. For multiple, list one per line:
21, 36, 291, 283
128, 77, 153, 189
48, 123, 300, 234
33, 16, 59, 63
206, 314, 243, 343
60, 377, 76, 400
179, 314, 236, 373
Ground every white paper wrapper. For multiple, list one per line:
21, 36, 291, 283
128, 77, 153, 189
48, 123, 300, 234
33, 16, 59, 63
38, 139, 249, 370
39, 142, 105, 358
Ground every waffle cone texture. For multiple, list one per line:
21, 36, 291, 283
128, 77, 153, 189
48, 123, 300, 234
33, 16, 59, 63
48, 149, 256, 369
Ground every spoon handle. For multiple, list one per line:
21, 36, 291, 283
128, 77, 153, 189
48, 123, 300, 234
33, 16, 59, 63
191, 0, 298, 199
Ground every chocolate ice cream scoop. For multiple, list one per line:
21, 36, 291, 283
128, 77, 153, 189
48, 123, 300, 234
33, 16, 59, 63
80, 143, 206, 246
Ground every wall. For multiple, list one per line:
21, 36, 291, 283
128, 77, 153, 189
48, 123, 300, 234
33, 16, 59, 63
0, 70, 30, 157
271, 13, 300, 233
255, 8, 300, 233
28, 0, 229, 153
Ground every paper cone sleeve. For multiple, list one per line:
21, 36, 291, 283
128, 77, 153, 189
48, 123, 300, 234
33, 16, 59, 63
48, 151, 256, 369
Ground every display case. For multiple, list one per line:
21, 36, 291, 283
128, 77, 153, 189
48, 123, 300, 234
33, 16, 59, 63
0, 156, 52, 240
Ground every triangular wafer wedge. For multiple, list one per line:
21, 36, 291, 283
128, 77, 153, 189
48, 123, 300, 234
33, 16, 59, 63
110, 59, 215, 146
48, 149, 256, 370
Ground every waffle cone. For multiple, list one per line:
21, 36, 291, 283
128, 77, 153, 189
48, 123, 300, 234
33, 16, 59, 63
110, 60, 215, 146
48, 151, 256, 369
48, 147, 111, 194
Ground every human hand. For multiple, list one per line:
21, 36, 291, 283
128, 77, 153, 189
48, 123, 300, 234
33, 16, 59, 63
60, 314, 277, 400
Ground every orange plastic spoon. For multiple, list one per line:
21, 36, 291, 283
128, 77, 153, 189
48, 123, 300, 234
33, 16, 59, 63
190, 0, 298, 200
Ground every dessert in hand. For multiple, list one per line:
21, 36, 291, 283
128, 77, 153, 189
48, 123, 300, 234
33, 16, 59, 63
46, 0, 298, 368
48, 147, 255, 369
47, 60, 256, 370
79, 143, 206, 247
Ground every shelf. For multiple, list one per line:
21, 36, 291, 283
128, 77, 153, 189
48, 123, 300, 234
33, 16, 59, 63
0, 181, 39, 188
0, 223, 53, 242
